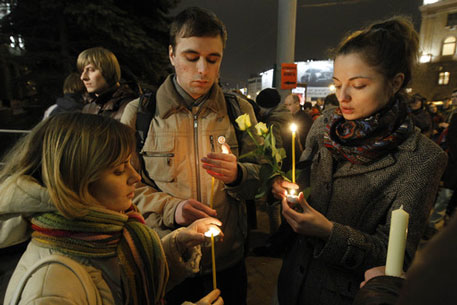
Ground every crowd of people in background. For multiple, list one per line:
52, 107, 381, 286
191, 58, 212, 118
1, 5, 457, 305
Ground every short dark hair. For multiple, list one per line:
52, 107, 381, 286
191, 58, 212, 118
170, 7, 227, 51
63, 72, 85, 94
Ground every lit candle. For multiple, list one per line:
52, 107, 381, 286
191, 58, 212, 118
205, 227, 221, 290
286, 189, 299, 204
209, 137, 228, 209
385, 205, 409, 277
290, 123, 297, 184
210, 178, 215, 209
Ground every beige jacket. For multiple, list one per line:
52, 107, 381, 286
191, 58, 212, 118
121, 75, 260, 273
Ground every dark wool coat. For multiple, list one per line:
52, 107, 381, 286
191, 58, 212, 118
82, 84, 136, 121
277, 110, 447, 305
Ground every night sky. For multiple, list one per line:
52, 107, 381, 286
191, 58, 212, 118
172, 0, 423, 88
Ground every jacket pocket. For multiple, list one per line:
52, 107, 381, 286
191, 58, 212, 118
141, 136, 176, 182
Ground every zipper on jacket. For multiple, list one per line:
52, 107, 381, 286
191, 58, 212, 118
194, 113, 201, 202
210, 135, 215, 152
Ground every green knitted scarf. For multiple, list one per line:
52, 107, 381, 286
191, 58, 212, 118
31, 207, 169, 305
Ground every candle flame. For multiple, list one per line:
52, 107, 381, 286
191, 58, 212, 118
204, 226, 221, 237
290, 123, 297, 133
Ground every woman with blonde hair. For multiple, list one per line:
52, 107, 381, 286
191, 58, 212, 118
1, 113, 223, 305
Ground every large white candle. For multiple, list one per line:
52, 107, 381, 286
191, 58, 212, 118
385, 205, 409, 276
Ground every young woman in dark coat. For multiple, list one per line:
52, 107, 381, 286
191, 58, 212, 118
271, 17, 447, 305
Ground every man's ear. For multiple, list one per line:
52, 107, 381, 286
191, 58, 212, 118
169, 45, 175, 66
392, 73, 405, 94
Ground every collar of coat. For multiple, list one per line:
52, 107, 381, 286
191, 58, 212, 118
155, 75, 226, 120
303, 109, 423, 178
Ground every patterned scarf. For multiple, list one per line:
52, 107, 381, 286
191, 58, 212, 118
323, 96, 413, 164
31, 206, 169, 305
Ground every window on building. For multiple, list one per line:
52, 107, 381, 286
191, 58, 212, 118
442, 36, 456, 56
438, 72, 450, 85
448, 13, 457, 27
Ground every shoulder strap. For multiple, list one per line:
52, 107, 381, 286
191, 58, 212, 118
8, 254, 99, 305
135, 91, 162, 191
224, 93, 244, 148
136, 91, 156, 150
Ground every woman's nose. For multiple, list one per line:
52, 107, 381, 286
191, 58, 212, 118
337, 86, 350, 103
128, 167, 142, 185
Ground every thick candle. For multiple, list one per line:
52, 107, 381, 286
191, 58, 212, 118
385, 205, 409, 277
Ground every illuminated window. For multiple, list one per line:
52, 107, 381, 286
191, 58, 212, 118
442, 36, 456, 56
438, 72, 450, 85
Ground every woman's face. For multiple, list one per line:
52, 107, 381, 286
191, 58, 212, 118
333, 53, 398, 120
80, 63, 109, 95
89, 156, 141, 212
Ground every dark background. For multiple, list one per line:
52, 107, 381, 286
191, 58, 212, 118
172, 0, 423, 88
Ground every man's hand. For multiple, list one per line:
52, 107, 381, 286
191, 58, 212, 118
201, 143, 238, 184
175, 199, 217, 226
281, 192, 333, 239
195, 289, 224, 305
176, 217, 223, 248
271, 176, 299, 200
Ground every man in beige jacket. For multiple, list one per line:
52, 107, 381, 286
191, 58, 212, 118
121, 7, 259, 305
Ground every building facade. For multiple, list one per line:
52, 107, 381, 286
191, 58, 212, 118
413, 0, 457, 101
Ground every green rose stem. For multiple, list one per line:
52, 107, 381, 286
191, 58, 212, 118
246, 128, 260, 148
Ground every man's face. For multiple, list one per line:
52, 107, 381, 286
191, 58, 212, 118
284, 95, 301, 114
169, 36, 223, 99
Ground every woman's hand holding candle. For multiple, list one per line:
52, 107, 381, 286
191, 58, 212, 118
281, 192, 333, 239
176, 217, 223, 248
271, 176, 299, 200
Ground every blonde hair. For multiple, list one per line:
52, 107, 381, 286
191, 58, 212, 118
0, 113, 135, 218
76, 47, 121, 87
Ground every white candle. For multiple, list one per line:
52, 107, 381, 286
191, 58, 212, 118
385, 205, 409, 277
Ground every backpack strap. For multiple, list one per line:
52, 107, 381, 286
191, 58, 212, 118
136, 91, 156, 149
223, 92, 244, 149
135, 92, 162, 191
